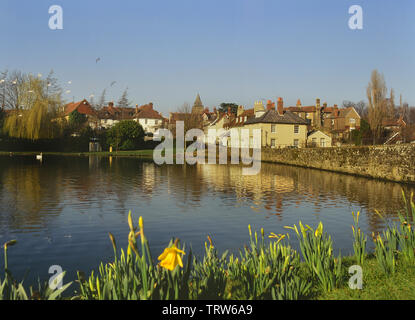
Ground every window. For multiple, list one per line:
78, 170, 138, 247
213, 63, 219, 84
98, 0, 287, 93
294, 139, 299, 147
320, 138, 325, 147
312, 137, 317, 146
271, 139, 275, 147
271, 124, 276, 133
294, 125, 299, 134
350, 118, 356, 124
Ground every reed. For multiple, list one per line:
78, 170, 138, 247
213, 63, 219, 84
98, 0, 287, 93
351, 211, 367, 265
284, 221, 342, 292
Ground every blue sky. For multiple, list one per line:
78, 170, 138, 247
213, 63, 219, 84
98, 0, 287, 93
0, 0, 414, 113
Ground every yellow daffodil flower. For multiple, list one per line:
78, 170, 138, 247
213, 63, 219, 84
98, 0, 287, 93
158, 244, 186, 271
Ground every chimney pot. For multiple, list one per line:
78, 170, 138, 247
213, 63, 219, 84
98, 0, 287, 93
277, 97, 284, 115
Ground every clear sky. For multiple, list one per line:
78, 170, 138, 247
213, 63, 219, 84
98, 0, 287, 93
1, 0, 414, 114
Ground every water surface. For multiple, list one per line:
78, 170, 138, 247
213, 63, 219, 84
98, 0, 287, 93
0, 155, 413, 286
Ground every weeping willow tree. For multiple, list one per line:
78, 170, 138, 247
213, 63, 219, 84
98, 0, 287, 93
3, 74, 64, 140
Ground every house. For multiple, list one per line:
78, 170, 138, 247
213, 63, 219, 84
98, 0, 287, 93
134, 103, 165, 134
383, 116, 407, 144
97, 102, 136, 129
284, 99, 318, 127
63, 99, 99, 128
323, 106, 361, 140
202, 108, 236, 145
244, 98, 309, 148
307, 130, 332, 147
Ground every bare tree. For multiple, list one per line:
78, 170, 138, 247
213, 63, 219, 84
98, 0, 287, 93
342, 100, 367, 118
409, 107, 415, 125
0, 70, 26, 110
367, 70, 387, 145
386, 88, 395, 119
176, 102, 204, 133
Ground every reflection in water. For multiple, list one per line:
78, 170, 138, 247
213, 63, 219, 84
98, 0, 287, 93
0, 156, 413, 285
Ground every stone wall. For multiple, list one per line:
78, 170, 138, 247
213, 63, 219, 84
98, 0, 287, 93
261, 144, 415, 184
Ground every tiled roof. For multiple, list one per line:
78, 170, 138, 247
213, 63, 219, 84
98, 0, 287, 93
225, 109, 254, 128
245, 109, 309, 125
169, 112, 188, 122
285, 106, 316, 113
136, 107, 163, 120
382, 116, 406, 127
98, 105, 136, 120
64, 99, 96, 116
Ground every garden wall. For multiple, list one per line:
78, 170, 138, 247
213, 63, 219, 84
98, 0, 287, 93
261, 144, 415, 184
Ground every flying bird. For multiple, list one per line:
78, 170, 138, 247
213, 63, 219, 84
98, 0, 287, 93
96, 57, 101, 63
110, 81, 116, 87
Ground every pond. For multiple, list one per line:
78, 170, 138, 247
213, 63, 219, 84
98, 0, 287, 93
0, 155, 414, 287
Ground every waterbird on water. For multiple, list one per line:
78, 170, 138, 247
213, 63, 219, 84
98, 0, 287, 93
36, 152, 43, 161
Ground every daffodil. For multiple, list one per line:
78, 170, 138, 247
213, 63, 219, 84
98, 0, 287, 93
158, 243, 186, 271
3, 240, 17, 250
207, 235, 214, 249
315, 222, 323, 237
108, 232, 117, 251
269, 232, 286, 244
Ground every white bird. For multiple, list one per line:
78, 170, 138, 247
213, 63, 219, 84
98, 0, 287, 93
36, 152, 43, 161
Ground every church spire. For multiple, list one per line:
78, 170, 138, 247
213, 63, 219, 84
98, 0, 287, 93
192, 93, 204, 113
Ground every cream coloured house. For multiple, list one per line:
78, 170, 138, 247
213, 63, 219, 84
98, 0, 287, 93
243, 98, 309, 148
307, 130, 332, 147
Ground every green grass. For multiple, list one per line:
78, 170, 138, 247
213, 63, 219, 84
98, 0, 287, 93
318, 255, 415, 300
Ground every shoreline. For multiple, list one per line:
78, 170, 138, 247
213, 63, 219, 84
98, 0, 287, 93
1, 146, 415, 185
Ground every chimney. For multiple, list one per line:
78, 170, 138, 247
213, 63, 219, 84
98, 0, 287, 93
334, 104, 338, 109
316, 98, 321, 109
266, 100, 275, 111
296, 99, 302, 108
109, 101, 114, 108
237, 105, 244, 116
277, 97, 284, 115
135, 104, 138, 113
254, 101, 265, 118
149, 102, 153, 109
323, 102, 327, 109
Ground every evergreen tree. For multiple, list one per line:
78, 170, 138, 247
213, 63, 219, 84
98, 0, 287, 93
117, 88, 130, 108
